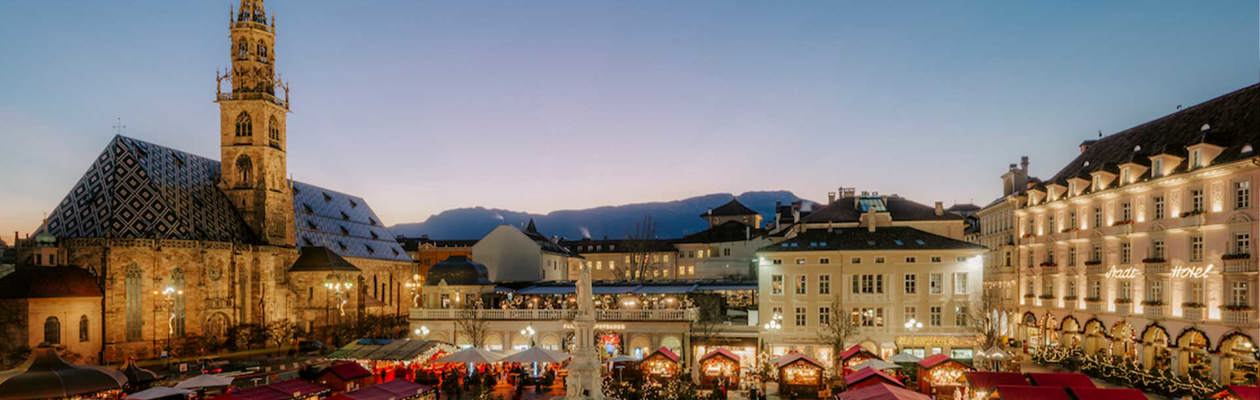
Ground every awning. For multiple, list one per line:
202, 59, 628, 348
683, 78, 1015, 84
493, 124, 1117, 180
995, 385, 1070, 400
965, 372, 1028, 391
515, 286, 575, 295
327, 339, 450, 362
1068, 387, 1148, 400
330, 379, 433, 400
634, 285, 697, 294
1026, 372, 1096, 388
694, 283, 757, 292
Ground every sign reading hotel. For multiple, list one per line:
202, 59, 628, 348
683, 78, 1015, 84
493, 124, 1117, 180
1170, 264, 1213, 279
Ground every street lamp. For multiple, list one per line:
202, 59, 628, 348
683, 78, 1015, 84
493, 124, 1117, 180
904, 318, 924, 332
152, 285, 184, 358
414, 325, 430, 338
520, 324, 538, 376
323, 273, 354, 317
403, 273, 423, 308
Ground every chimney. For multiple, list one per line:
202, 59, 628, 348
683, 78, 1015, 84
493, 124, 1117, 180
934, 201, 944, 216
1020, 156, 1029, 173
827, 192, 837, 204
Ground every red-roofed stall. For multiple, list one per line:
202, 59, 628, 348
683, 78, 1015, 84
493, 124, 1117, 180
777, 352, 826, 398
317, 362, 375, 393
1068, 387, 1148, 400
1213, 385, 1260, 400
845, 367, 904, 391
698, 348, 741, 389
964, 372, 1027, 397
839, 345, 880, 370
994, 385, 1070, 400
326, 379, 435, 400
214, 379, 331, 400
915, 354, 971, 397
838, 383, 931, 400
640, 347, 681, 381
1025, 372, 1095, 389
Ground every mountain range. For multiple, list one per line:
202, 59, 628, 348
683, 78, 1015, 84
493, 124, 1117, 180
389, 191, 815, 240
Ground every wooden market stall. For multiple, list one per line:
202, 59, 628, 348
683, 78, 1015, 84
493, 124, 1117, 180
837, 383, 930, 400
316, 362, 375, 393
214, 379, 331, 400
776, 353, 826, 398
698, 348, 741, 389
993, 385, 1070, 400
1025, 372, 1095, 389
963, 372, 1027, 398
915, 354, 971, 397
838, 345, 880, 371
327, 379, 436, 400
1067, 387, 1149, 400
0, 346, 127, 400
640, 347, 681, 381
326, 338, 455, 384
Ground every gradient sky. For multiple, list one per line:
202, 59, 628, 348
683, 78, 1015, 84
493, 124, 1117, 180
1, 1, 1257, 239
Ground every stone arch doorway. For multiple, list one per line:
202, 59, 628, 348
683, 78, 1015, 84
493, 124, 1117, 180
1082, 319, 1106, 355
1021, 312, 1041, 350
205, 312, 230, 340
1059, 317, 1081, 349
1140, 323, 1171, 370
1219, 332, 1257, 385
1109, 321, 1136, 360
1176, 328, 1211, 377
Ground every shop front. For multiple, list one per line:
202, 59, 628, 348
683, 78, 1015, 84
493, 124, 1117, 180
1178, 328, 1213, 378
1219, 332, 1257, 386
1059, 317, 1081, 349
776, 353, 825, 398
1110, 321, 1137, 361
1082, 319, 1107, 355
1139, 324, 1171, 370
698, 348, 741, 389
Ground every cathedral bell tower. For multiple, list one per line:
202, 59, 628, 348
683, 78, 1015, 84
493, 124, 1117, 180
217, 0, 294, 246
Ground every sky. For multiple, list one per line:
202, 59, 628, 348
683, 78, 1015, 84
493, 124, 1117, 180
1, 1, 1257, 240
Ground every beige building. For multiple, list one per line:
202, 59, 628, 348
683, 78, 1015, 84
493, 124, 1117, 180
1002, 83, 1260, 386
0, 266, 103, 363
758, 194, 986, 367
677, 199, 772, 280
973, 157, 1033, 331
562, 238, 678, 281
16, 0, 414, 363
472, 220, 581, 282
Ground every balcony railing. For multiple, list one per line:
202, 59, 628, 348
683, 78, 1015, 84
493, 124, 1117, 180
409, 308, 699, 322
1182, 305, 1206, 321
1144, 261, 1170, 275
217, 91, 288, 109
1223, 308, 1256, 326
1223, 257, 1257, 273
1143, 304, 1165, 318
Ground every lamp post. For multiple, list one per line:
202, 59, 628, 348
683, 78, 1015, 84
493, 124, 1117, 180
152, 285, 183, 360
323, 273, 354, 331
521, 324, 538, 376
758, 312, 783, 395
403, 273, 423, 309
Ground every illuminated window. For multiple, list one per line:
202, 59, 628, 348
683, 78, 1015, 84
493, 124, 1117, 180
1236, 181, 1251, 209
954, 306, 968, 326
795, 275, 807, 295
1231, 282, 1250, 307
1148, 280, 1163, 303
1153, 196, 1165, 220
771, 275, 783, 295
953, 273, 968, 294
1235, 233, 1251, 255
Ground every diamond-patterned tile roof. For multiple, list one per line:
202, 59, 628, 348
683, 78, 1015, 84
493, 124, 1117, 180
39, 135, 255, 242
293, 181, 410, 261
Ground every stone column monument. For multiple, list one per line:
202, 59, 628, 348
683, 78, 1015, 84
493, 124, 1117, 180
566, 264, 604, 400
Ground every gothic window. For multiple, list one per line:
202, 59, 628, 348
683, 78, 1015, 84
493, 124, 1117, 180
79, 315, 89, 342
268, 116, 280, 142
237, 41, 249, 59
44, 317, 60, 345
172, 268, 186, 337
235, 112, 252, 137
125, 264, 143, 341
236, 155, 253, 187
257, 42, 269, 63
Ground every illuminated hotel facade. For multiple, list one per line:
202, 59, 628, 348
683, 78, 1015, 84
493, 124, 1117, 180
1006, 83, 1260, 386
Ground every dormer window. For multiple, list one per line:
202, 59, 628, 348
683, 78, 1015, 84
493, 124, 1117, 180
1151, 159, 1163, 177
1119, 168, 1129, 185
1093, 175, 1103, 191
1190, 149, 1202, 169
1068, 182, 1077, 196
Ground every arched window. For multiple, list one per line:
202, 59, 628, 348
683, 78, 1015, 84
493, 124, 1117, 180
79, 315, 89, 342
44, 316, 61, 345
125, 264, 143, 341
236, 155, 253, 187
268, 116, 280, 142
235, 112, 252, 137
237, 41, 249, 59
172, 268, 186, 337
257, 43, 269, 63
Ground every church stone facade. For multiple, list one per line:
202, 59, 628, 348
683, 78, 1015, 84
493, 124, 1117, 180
26, 0, 415, 363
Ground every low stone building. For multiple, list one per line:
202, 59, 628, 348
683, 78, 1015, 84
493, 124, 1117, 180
0, 266, 104, 363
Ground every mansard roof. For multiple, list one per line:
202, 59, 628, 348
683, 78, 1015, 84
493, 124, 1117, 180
761, 227, 985, 252
675, 220, 767, 244
802, 196, 961, 224
39, 135, 256, 243
1046, 83, 1260, 185
38, 135, 408, 262
703, 199, 758, 217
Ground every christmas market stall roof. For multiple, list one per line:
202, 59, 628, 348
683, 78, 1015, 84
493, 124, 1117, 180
121, 359, 162, 385
1025, 372, 1096, 388
845, 367, 904, 388
214, 379, 329, 400
700, 348, 740, 363
328, 379, 433, 400
917, 354, 953, 369
0, 266, 102, 299
1213, 385, 1260, 399
321, 362, 372, 381
839, 344, 880, 363
645, 347, 680, 363
776, 352, 825, 369
838, 383, 930, 400
964, 372, 1027, 392
1068, 387, 1149, 400
994, 385, 1070, 400
327, 339, 452, 362
0, 347, 127, 400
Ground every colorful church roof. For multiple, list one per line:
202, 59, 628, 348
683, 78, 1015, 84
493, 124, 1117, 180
38, 135, 408, 262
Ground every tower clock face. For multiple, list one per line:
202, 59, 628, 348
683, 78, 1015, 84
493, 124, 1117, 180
208, 265, 223, 281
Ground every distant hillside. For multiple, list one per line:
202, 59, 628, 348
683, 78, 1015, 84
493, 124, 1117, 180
390, 191, 815, 240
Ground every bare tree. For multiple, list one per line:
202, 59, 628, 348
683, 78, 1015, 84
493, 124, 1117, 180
965, 290, 1002, 349
455, 311, 490, 348
265, 320, 297, 348
624, 215, 666, 282
817, 297, 860, 372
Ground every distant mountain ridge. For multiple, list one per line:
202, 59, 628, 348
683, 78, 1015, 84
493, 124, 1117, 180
390, 191, 815, 240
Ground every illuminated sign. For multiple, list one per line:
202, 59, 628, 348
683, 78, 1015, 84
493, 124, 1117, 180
563, 323, 626, 330
1103, 266, 1140, 279
1171, 264, 1213, 279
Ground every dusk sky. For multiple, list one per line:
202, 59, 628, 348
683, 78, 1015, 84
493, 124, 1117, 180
1, 1, 1256, 239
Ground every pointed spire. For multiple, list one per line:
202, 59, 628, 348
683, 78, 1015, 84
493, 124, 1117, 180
525, 219, 539, 234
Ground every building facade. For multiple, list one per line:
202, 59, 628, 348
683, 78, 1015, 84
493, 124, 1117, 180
1005, 83, 1260, 386
472, 221, 581, 282
758, 194, 986, 368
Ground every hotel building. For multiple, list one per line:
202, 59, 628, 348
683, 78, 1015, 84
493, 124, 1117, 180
1007, 83, 1260, 385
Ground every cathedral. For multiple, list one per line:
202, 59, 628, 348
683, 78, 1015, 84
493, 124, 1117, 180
13, 0, 415, 363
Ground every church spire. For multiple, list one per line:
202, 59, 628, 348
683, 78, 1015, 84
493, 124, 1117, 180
236, 0, 268, 24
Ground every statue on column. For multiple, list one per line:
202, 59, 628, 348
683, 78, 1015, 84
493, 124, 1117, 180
566, 263, 604, 400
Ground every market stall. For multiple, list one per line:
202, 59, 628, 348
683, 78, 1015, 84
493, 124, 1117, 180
0, 346, 127, 400
844, 367, 903, 391
1211, 385, 1260, 400
994, 385, 1069, 400
839, 345, 880, 371
315, 362, 374, 393
1067, 387, 1148, 400
963, 371, 1027, 398
327, 339, 454, 384
213, 379, 330, 400
327, 379, 436, 400
776, 353, 825, 398
698, 348, 741, 389
640, 347, 681, 381
837, 383, 929, 400
1025, 372, 1094, 388
915, 354, 971, 397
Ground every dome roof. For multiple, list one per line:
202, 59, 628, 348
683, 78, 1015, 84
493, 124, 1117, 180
0, 346, 127, 399
425, 256, 490, 286
0, 266, 102, 299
